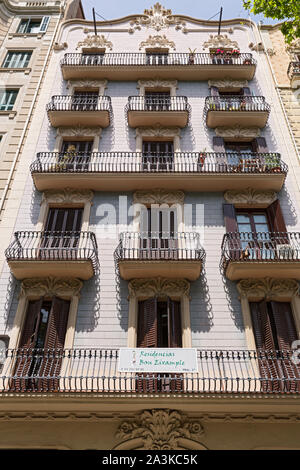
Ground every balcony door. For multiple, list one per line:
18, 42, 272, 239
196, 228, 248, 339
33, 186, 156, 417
72, 91, 99, 111
250, 301, 300, 392
144, 90, 171, 111
136, 297, 183, 392
146, 52, 168, 65
236, 211, 272, 260
142, 140, 174, 171
40, 208, 83, 259
60, 140, 93, 170
140, 206, 178, 259
12, 297, 70, 391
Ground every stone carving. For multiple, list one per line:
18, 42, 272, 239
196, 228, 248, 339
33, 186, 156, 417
129, 3, 186, 33
20, 277, 83, 299
76, 34, 113, 51
128, 277, 190, 299
139, 34, 176, 50
43, 188, 94, 205
67, 80, 107, 92
203, 34, 239, 51
224, 188, 277, 208
137, 79, 177, 94
116, 409, 204, 450
215, 125, 260, 140
136, 125, 181, 139
208, 79, 248, 89
249, 42, 275, 56
53, 42, 68, 51
133, 189, 185, 205
237, 278, 299, 300
57, 126, 102, 138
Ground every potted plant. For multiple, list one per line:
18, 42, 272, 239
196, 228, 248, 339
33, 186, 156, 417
265, 153, 281, 173
55, 144, 77, 171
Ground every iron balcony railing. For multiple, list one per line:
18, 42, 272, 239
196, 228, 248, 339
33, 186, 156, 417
287, 61, 300, 79
30, 151, 288, 175
5, 231, 99, 269
46, 95, 112, 113
0, 348, 299, 394
204, 95, 270, 114
221, 231, 300, 268
115, 231, 205, 262
61, 52, 256, 67
127, 95, 189, 113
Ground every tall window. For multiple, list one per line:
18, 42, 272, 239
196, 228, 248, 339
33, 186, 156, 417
142, 140, 173, 171
17, 17, 49, 34
2, 51, 32, 68
140, 206, 177, 256
0, 89, 18, 111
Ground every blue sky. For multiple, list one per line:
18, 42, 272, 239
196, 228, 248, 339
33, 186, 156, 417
81, 0, 279, 25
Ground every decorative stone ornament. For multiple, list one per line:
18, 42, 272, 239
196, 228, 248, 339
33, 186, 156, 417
215, 125, 261, 140
129, 3, 186, 33
57, 126, 102, 138
136, 125, 181, 139
133, 189, 185, 205
139, 34, 176, 50
224, 188, 277, 208
116, 409, 205, 450
208, 79, 249, 89
20, 277, 83, 299
42, 188, 94, 205
128, 277, 191, 300
76, 34, 113, 51
237, 278, 299, 300
203, 34, 239, 51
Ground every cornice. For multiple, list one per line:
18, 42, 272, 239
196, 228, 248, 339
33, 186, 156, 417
0, 0, 62, 14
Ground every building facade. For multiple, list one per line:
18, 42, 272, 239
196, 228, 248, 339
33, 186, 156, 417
0, 4, 300, 450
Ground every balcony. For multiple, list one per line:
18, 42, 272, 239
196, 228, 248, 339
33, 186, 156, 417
5, 231, 98, 280
115, 231, 204, 281
204, 96, 270, 128
61, 53, 256, 81
127, 96, 189, 127
30, 151, 287, 192
46, 95, 111, 127
221, 232, 300, 280
1, 348, 299, 394
287, 62, 300, 88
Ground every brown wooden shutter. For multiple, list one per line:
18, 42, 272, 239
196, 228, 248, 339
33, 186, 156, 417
266, 200, 287, 233
18, 299, 43, 349
168, 299, 183, 392
213, 136, 225, 152
253, 137, 268, 153
210, 86, 219, 96
136, 298, 157, 392
223, 204, 238, 233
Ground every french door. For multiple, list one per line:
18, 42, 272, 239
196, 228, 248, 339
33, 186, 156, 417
144, 91, 171, 111
60, 140, 93, 170
72, 91, 99, 111
142, 141, 174, 171
146, 52, 169, 65
39, 208, 83, 260
236, 211, 273, 260
140, 206, 178, 259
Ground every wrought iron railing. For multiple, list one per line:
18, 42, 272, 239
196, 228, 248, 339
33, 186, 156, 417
46, 95, 112, 112
61, 52, 256, 67
30, 151, 287, 175
115, 232, 205, 262
204, 95, 270, 114
287, 61, 300, 79
5, 231, 99, 270
127, 95, 189, 113
221, 232, 300, 269
0, 348, 299, 394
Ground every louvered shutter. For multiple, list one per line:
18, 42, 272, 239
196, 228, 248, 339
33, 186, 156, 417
12, 299, 43, 392
250, 301, 279, 392
213, 136, 226, 170
136, 298, 158, 392
213, 136, 225, 152
167, 299, 183, 392
270, 301, 300, 392
223, 203, 239, 260
39, 297, 70, 391
253, 137, 268, 153
266, 199, 288, 246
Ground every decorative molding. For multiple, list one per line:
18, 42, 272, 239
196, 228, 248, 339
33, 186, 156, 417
237, 278, 299, 300
203, 34, 239, 51
128, 277, 190, 300
116, 409, 204, 450
133, 189, 185, 205
57, 126, 102, 138
53, 42, 68, 51
286, 38, 300, 57
42, 188, 94, 205
137, 79, 177, 92
215, 125, 260, 141
67, 80, 107, 92
249, 42, 275, 56
76, 34, 113, 51
139, 34, 176, 50
224, 188, 277, 208
129, 3, 186, 33
136, 125, 181, 139
20, 277, 83, 300
208, 79, 248, 89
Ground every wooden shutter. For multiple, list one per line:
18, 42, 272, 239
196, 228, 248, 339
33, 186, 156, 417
210, 86, 219, 96
136, 298, 157, 392
18, 299, 43, 349
253, 137, 268, 153
223, 204, 239, 260
167, 299, 183, 392
213, 136, 225, 152
266, 200, 287, 234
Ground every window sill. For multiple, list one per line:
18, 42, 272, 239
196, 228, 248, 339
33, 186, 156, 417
0, 111, 17, 119
0, 67, 31, 75
8, 33, 44, 39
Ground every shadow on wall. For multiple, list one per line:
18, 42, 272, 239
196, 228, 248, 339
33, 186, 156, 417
190, 268, 214, 334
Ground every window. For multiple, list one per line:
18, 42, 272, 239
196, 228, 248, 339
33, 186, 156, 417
250, 301, 300, 392
142, 140, 173, 171
236, 211, 272, 259
136, 298, 182, 392
60, 140, 93, 170
12, 297, 70, 392
146, 52, 169, 65
140, 206, 177, 257
0, 89, 18, 111
72, 91, 99, 111
2, 51, 32, 68
17, 17, 49, 34
144, 91, 171, 111
81, 53, 104, 65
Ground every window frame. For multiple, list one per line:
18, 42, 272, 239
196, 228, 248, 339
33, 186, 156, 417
2, 50, 32, 69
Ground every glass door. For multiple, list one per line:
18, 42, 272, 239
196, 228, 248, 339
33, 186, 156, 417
142, 140, 174, 171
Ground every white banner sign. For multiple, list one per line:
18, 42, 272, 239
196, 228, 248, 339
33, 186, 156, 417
118, 348, 198, 373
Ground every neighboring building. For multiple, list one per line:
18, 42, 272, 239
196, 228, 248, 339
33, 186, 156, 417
0, 3, 300, 450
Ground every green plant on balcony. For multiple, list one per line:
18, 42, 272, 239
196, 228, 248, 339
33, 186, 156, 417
264, 153, 281, 173
54, 144, 77, 171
